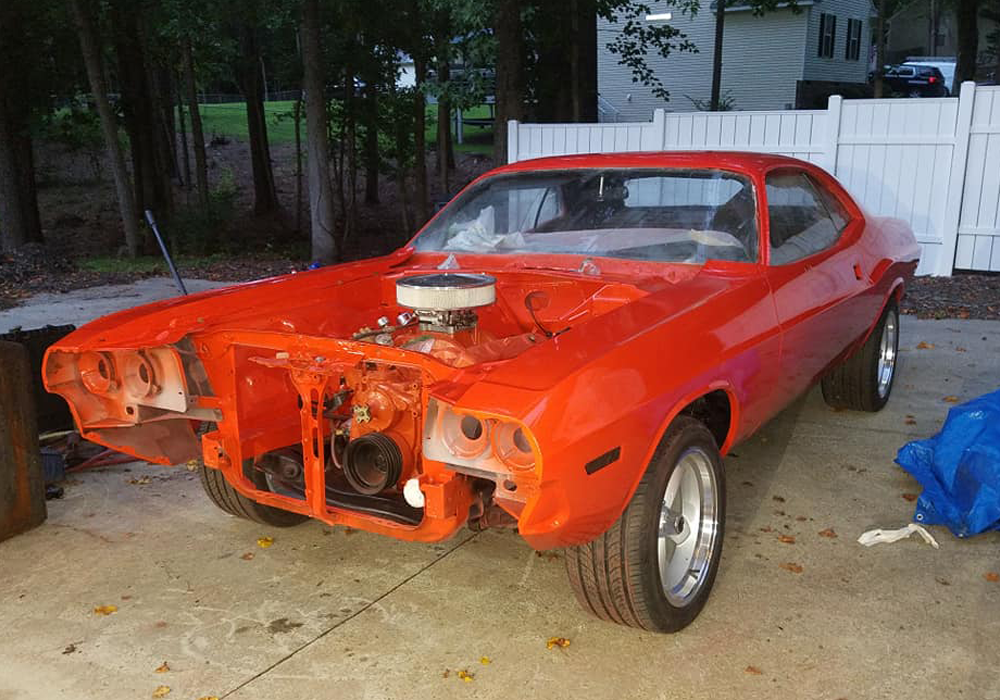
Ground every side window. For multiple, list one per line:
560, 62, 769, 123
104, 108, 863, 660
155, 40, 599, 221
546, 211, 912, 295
766, 171, 849, 265
818, 13, 837, 58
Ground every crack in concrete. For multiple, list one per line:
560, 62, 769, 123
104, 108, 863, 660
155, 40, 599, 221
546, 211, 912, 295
218, 531, 479, 699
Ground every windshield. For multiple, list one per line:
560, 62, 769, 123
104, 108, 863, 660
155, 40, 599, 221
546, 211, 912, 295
414, 168, 758, 263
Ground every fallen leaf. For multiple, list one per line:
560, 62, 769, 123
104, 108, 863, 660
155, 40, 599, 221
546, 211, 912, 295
546, 636, 571, 649
818, 528, 838, 538
943, 396, 960, 403
902, 493, 919, 502
197, 697, 219, 700
955, 346, 967, 352
772, 495, 786, 503
185, 459, 200, 471
93, 605, 118, 616
935, 577, 950, 586
779, 562, 803, 574
457, 669, 475, 682
257, 536, 274, 549
155, 662, 170, 673
479, 656, 491, 665
128, 476, 151, 485
758, 526, 773, 533
62, 643, 78, 655
241, 552, 255, 561
916, 341, 935, 349
745, 665, 763, 675
905, 417, 917, 425
795, 515, 808, 522
985, 572, 1000, 583
152, 686, 171, 698
777, 535, 796, 544
442, 669, 450, 679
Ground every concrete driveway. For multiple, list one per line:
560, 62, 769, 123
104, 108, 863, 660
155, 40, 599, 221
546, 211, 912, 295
1, 312, 998, 700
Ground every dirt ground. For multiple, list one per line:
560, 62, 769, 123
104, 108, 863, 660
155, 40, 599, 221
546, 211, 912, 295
0, 137, 493, 310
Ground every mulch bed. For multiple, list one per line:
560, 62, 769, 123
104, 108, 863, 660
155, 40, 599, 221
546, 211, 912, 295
900, 273, 1000, 321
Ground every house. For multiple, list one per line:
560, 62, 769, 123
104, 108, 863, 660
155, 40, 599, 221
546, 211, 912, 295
597, 0, 873, 119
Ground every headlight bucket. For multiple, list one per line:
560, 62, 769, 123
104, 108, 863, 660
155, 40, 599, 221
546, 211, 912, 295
424, 398, 539, 474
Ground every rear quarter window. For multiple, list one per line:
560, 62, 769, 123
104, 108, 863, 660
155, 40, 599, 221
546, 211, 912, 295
766, 171, 851, 265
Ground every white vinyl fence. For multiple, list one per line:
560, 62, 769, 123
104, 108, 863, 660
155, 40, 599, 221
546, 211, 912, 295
507, 82, 1000, 276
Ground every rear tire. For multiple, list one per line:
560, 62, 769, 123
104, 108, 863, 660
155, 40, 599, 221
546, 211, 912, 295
821, 299, 899, 412
199, 463, 309, 527
564, 417, 725, 633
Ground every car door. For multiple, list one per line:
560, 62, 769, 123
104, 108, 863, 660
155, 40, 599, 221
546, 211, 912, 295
763, 167, 870, 400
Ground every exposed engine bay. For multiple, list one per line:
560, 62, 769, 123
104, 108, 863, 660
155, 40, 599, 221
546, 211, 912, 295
45, 266, 653, 535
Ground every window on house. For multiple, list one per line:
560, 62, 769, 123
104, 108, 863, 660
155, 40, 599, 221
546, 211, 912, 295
818, 13, 837, 59
845, 19, 862, 61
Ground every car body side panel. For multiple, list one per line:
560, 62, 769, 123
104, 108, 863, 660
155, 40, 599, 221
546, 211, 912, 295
493, 275, 782, 549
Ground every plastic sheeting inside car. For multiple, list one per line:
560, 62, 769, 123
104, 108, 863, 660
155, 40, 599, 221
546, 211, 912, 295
895, 389, 1000, 538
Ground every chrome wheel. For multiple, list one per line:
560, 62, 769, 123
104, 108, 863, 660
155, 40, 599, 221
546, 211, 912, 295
876, 308, 898, 399
657, 447, 720, 607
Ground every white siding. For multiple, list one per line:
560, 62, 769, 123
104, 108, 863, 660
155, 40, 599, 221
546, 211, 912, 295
722, 9, 808, 110
598, 0, 873, 118
597, 1, 808, 118
801, 2, 871, 83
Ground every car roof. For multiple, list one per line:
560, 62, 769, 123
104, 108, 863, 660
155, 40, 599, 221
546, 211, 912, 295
492, 150, 814, 175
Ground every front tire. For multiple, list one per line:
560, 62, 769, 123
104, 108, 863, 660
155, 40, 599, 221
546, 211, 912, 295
821, 299, 899, 412
199, 463, 309, 527
565, 417, 726, 633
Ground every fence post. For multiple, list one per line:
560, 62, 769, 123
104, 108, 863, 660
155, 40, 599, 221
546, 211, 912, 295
507, 119, 519, 164
938, 81, 976, 276
823, 94, 843, 174
652, 108, 666, 150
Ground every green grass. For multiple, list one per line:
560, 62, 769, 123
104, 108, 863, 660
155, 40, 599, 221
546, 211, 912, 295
187, 100, 298, 144
182, 100, 494, 155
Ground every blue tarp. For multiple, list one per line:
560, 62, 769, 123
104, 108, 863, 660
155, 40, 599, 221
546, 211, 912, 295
895, 388, 1000, 538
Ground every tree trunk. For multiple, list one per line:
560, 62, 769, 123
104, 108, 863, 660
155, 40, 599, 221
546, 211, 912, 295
0, 105, 29, 251
183, 39, 209, 208
710, 0, 726, 110
413, 54, 429, 225
493, 0, 525, 164
955, 0, 979, 84
364, 89, 380, 205
874, 0, 886, 97
435, 13, 453, 187
110, 0, 170, 222
69, 0, 141, 257
345, 62, 358, 242
301, 0, 337, 263
293, 96, 303, 234
572, 0, 598, 122
14, 132, 41, 243
176, 69, 191, 192
237, 24, 279, 214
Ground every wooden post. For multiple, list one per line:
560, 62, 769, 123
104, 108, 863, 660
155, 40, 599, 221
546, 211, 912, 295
0, 341, 46, 542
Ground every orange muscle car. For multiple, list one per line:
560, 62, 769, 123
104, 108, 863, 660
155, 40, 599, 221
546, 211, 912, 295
44, 152, 919, 632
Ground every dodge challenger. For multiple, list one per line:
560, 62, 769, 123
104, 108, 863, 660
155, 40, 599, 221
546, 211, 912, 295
44, 152, 919, 632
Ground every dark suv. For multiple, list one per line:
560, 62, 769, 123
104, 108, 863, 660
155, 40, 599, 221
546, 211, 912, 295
884, 64, 949, 97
